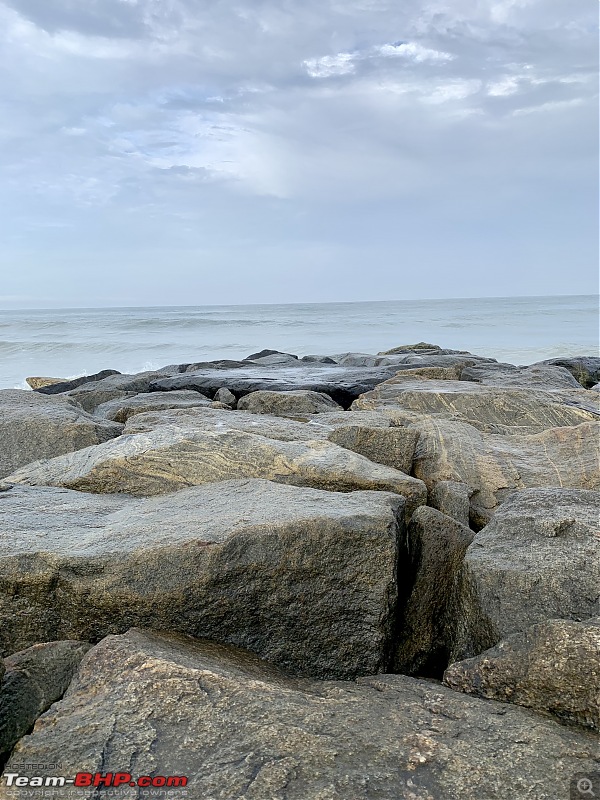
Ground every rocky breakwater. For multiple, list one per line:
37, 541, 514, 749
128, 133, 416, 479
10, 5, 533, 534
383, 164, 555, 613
0, 343, 597, 797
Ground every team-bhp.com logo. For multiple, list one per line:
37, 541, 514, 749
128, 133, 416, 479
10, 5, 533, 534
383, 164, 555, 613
3, 772, 188, 789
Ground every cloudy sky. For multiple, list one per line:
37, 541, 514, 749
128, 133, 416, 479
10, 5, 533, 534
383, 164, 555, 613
0, 0, 597, 308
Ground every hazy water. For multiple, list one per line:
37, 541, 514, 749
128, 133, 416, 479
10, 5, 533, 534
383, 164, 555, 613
0, 295, 597, 389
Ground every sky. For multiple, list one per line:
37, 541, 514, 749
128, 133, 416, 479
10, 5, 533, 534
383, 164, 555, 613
0, 0, 597, 309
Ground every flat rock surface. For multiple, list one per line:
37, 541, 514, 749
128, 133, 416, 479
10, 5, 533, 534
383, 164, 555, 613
411, 418, 599, 525
450, 488, 600, 661
0, 481, 404, 678
94, 389, 212, 422
5, 629, 598, 800
0, 390, 122, 479
353, 379, 599, 431
4, 424, 427, 514
460, 363, 582, 389
444, 618, 600, 731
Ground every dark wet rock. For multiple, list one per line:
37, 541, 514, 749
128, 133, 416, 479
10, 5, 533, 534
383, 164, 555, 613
429, 481, 473, 527
5, 628, 597, 800
213, 387, 237, 407
460, 363, 581, 389
0, 482, 404, 678
395, 507, 474, 676
25, 377, 66, 390
327, 426, 419, 473
0, 390, 122, 479
0, 640, 90, 765
33, 369, 120, 395
248, 353, 301, 366
185, 359, 254, 371
300, 354, 338, 363
237, 389, 343, 416
244, 349, 298, 361
148, 365, 405, 407
412, 418, 599, 526
450, 489, 600, 662
534, 356, 600, 388
4, 425, 427, 515
444, 618, 600, 731
94, 390, 212, 422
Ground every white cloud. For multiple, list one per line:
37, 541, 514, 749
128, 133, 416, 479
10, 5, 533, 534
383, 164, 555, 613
303, 52, 357, 78
377, 41, 453, 62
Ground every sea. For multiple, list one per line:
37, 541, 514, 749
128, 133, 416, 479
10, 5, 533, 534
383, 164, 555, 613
0, 294, 597, 390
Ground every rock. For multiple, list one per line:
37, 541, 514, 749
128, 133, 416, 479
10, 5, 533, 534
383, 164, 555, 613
331, 352, 382, 367
460, 363, 581, 390
244, 349, 298, 361
429, 481, 473, 527
0, 482, 404, 678
327, 426, 419, 473
94, 390, 212, 422
65, 370, 184, 413
4, 426, 427, 515
210, 400, 232, 409
0, 640, 90, 765
33, 369, 121, 394
148, 364, 406, 408
25, 377, 66, 390
237, 389, 343, 417
213, 387, 237, 407
0, 390, 122, 480
444, 618, 600, 731
300, 354, 338, 363
411, 419, 599, 526
534, 356, 600, 388
591, 383, 600, 391
248, 353, 301, 366
184, 359, 254, 371
5, 629, 597, 800
378, 342, 445, 353
450, 489, 600, 662
395, 507, 474, 676
353, 379, 598, 432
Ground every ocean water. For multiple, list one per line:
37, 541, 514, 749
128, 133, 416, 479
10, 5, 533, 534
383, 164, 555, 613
0, 294, 597, 390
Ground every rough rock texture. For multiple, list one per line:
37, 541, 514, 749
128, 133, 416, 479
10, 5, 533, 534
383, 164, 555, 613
444, 618, 600, 731
66, 369, 184, 412
0, 482, 404, 678
535, 356, 600, 388
411, 418, 600, 526
460, 363, 581, 389
353, 379, 598, 431
25, 377, 65, 390
33, 369, 120, 394
395, 507, 474, 676
0, 389, 122, 479
5, 629, 598, 800
5, 425, 427, 514
429, 481, 473, 527
450, 489, 600, 662
327, 425, 419, 474
94, 389, 212, 422
213, 387, 237, 407
237, 389, 343, 416
0, 640, 90, 765
148, 364, 406, 408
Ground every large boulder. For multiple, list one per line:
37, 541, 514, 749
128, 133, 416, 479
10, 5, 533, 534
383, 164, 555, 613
33, 369, 120, 394
450, 489, 600, 662
148, 364, 407, 408
327, 425, 419, 473
94, 390, 212, 422
5, 629, 597, 800
4, 425, 427, 514
66, 369, 184, 412
460, 363, 581, 389
411, 418, 599, 526
0, 482, 404, 678
0, 390, 122, 479
533, 356, 600, 388
394, 506, 474, 676
237, 389, 343, 416
353, 379, 598, 432
0, 640, 90, 765
444, 618, 600, 731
